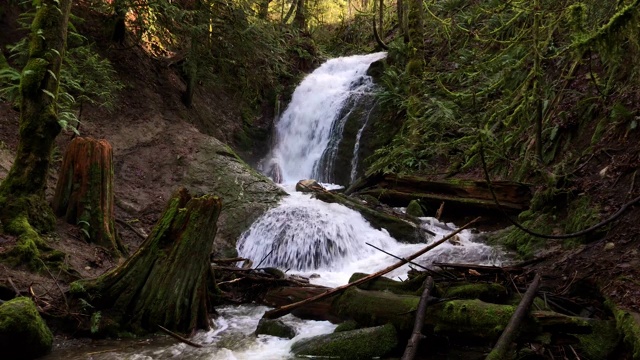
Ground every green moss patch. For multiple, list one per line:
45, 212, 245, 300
291, 323, 397, 360
0, 297, 53, 360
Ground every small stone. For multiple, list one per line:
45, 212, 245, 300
604, 242, 615, 251
85, 266, 92, 270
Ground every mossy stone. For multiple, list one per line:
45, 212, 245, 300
0, 297, 53, 359
406, 200, 424, 217
334, 320, 359, 332
291, 323, 397, 360
255, 318, 296, 339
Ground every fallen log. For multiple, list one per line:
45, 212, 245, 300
262, 218, 478, 320
332, 287, 592, 339
401, 276, 434, 360
346, 173, 532, 216
75, 188, 221, 334
486, 273, 541, 360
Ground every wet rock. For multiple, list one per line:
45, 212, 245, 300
295, 179, 324, 193
255, 318, 296, 339
184, 137, 286, 257
406, 199, 425, 217
291, 323, 397, 360
0, 297, 53, 360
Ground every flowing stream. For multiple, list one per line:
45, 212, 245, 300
44, 53, 503, 360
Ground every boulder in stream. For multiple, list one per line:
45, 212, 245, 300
255, 318, 296, 339
0, 297, 53, 360
291, 323, 397, 360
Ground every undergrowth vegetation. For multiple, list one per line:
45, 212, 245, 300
368, 0, 640, 181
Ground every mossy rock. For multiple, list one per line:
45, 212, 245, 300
291, 323, 397, 360
255, 318, 296, 339
184, 137, 286, 256
406, 200, 424, 217
334, 320, 359, 333
0, 297, 53, 360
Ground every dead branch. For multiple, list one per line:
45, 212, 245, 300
262, 217, 480, 320
115, 218, 147, 240
401, 276, 434, 360
486, 273, 541, 360
157, 325, 203, 348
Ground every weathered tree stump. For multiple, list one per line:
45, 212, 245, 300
52, 137, 124, 255
77, 188, 222, 334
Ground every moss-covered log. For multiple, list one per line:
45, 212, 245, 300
77, 188, 221, 334
291, 324, 398, 360
0, 0, 73, 267
52, 137, 124, 255
333, 288, 593, 340
347, 173, 532, 218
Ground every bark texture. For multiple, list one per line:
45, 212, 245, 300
0, 0, 72, 266
80, 188, 221, 334
52, 137, 124, 255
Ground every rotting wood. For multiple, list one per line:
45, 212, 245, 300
78, 188, 221, 334
261, 217, 479, 320
53, 137, 125, 255
486, 273, 541, 360
434, 262, 524, 273
401, 276, 434, 360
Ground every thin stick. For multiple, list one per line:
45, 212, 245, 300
262, 217, 479, 320
37, 258, 69, 311
255, 248, 275, 269
7, 277, 21, 297
485, 273, 541, 360
366, 242, 454, 279
115, 218, 147, 240
157, 325, 203, 348
401, 276, 434, 360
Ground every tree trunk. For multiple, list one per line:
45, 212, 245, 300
293, 0, 306, 29
112, 0, 127, 43
283, 0, 297, 24
52, 137, 125, 256
79, 188, 221, 334
0, 0, 72, 266
259, 0, 272, 19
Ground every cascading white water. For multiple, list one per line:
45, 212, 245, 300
349, 99, 377, 183
263, 52, 386, 183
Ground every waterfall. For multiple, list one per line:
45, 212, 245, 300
263, 52, 386, 184
241, 53, 502, 285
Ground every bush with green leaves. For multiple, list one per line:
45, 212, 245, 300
1, 3, 122, 134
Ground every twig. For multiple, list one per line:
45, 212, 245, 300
255, 248, 275, 269
115, 218, 146, 240
485, 273, 541, 360
365, 242, 448, 278
262, 217, 480, 320
157, 325, 203, 348
37, 258, 69, 311
401, 276, 434, 360
7, 277, 21, 297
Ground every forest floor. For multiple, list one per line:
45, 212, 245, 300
1, 1, 640, 358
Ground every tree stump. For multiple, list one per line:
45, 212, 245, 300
52, 137, 124, 255
78, 188, 221, 334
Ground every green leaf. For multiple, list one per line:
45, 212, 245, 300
42, 89, 56, 99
